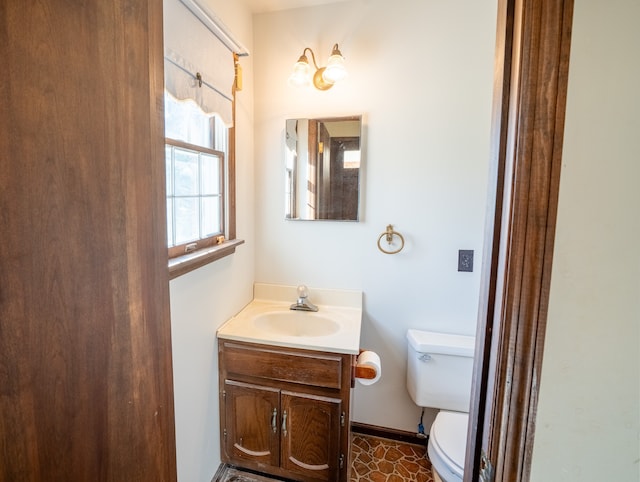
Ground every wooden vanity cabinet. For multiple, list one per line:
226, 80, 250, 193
219, 340, 355, 482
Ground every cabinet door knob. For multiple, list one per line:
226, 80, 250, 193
281, 410, 288, 437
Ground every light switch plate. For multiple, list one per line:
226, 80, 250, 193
458, 250, 474, 272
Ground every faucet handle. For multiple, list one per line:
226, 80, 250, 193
297, 285, 309, 299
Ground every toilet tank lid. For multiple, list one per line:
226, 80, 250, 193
407, 329, 475, 357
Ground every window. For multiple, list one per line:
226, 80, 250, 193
165, 92, 242, 278
165, 142, 223, 253
165, 92, 225, 254
162, 0, 247, 278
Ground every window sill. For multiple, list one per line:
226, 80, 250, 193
168, 238, 245, 280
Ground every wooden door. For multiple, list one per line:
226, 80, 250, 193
224, 381, 280, 467
465, 0, 574, 480
0, 1, 176, 480
280, 391, 342, 481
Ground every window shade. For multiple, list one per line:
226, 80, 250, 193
163, 0, 236, 126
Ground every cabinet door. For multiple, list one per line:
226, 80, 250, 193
280, 391, 342, 481
224, 380, 280, 467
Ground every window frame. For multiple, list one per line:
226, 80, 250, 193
166, 137, 225, 259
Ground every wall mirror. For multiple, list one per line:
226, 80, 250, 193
285, 116, 362, 221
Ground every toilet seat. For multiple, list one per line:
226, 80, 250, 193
427, 411, 468, 482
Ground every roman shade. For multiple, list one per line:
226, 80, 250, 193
163, 0, 247, 126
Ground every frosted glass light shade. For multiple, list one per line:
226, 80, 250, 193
288, 59, 311, 87
322, 53, 347, 83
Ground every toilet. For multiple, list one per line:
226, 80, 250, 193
406, 329, 475, 482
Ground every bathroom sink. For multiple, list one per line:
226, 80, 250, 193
217, 284, 363, 354
253, 311, 340, 337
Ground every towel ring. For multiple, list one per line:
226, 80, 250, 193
377, 225, 405, 254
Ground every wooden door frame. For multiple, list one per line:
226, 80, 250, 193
465, 0, 574, 480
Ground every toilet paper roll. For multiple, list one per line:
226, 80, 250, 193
356, 350, 382, 386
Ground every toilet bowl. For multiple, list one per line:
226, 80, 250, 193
427, 410, 468, 482
405, 329, 475, 482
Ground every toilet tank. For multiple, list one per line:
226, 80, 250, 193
406, 329, 475, 412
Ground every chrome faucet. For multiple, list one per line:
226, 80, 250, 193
290, 285, 319, 312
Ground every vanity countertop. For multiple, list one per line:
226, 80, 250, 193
217, 284, 362, 355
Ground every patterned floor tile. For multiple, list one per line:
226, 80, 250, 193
350, 434, 433, 482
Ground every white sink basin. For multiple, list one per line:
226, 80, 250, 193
253, 311, 340, 337
217, 284, 362, 354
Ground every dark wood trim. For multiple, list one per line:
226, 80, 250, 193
466, 1, 574, 481
168, 238, 245, 279
466, 0, 516, 478
351, 422, 427, 446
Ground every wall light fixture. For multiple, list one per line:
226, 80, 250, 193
288, 44, 347, 91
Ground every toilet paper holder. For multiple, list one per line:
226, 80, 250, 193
353, 349, 378, 380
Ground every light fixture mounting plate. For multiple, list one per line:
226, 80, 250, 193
313, 67, 334, 91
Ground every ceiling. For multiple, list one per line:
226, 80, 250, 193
244, 0, 353, 14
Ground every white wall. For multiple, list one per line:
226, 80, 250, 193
168, 1, 255, 481
530, 1, 640, 481
254, 0, 497, 432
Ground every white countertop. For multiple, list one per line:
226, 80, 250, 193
217, 284, 363, 355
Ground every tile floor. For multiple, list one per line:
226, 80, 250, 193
215, 433, 434, 482
350, 434, 433, 482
